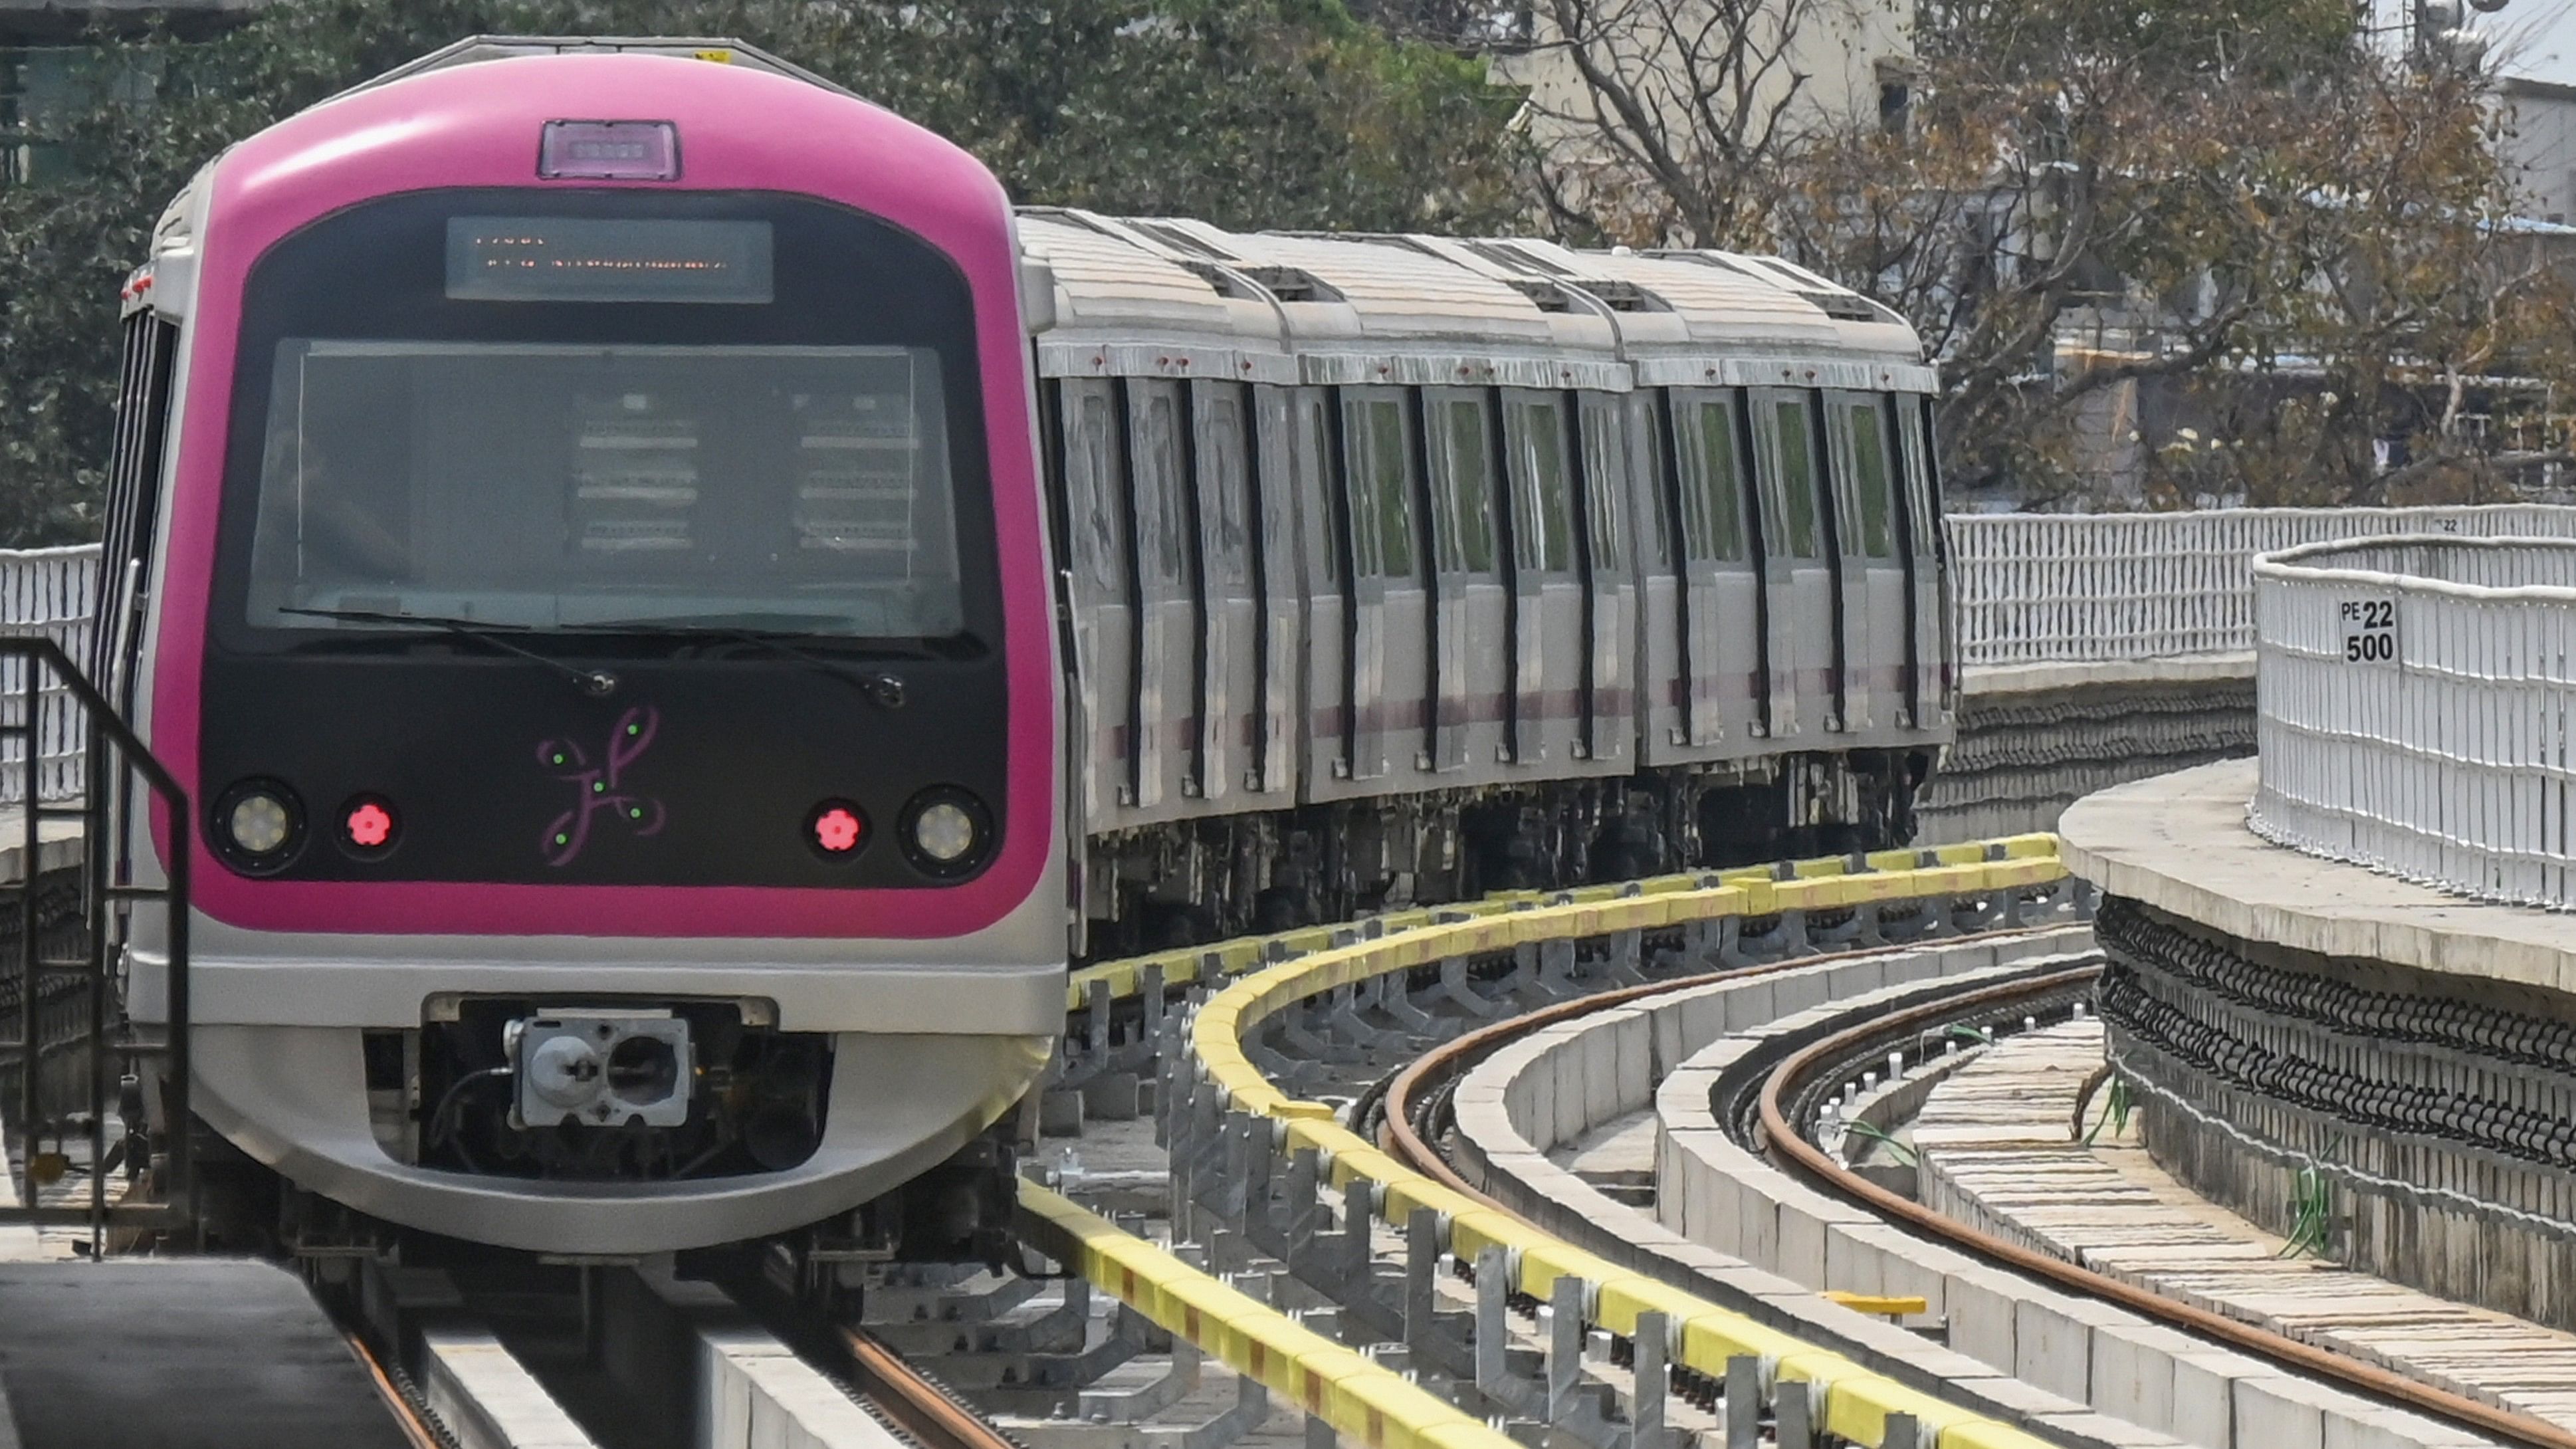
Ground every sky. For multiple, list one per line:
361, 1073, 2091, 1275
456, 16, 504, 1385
2413, 0, 2576, 83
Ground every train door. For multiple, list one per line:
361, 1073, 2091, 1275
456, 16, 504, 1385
1192, 382, 1259, 801
1250, 384, 1302, 794
1824, 390, 1903, 734
1747, 388, 1832, 737
1576, 393, 1632, 764
1059, 380, 1134, 823
1893, 395, 1950, 727
1125, 378, 1198, 809
1669, 388, 1761, 748
1500, 390, 1581, 764
1630, 393, 1689, 759
96, 310, 183, 720
1341, 388, 1424, 781
1294, 389, 1351, 794
1422, 388, 1507, 773
95, 308, 182, 883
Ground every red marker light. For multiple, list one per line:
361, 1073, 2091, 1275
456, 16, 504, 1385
815, 808, 862, 853
337, 794, 399, 857
807, 800, 868, 859
348, 803, 392, 847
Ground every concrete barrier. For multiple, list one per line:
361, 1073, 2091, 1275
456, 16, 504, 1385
1447, 932, 2500, 1449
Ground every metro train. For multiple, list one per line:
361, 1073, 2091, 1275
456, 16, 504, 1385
86, 37, 1952, 1262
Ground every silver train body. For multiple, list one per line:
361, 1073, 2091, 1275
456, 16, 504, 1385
85, 39, 1951, 1260
1020, 213, 1956, 952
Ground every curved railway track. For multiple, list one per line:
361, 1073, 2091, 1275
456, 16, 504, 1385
1378, 948, 2576, 1449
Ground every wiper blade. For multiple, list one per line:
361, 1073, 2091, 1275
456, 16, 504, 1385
278, 607, 618, 697
560, 619, 909, 710
568, 617, 955, 662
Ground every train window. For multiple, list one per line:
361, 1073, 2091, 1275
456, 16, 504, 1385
1504, 394, 1574, 573
1898, 397, 1940, 560
1062, 382, 1127, 596
242, 340, 965, 639
1255, 387, 1297, 594
1629, 396, 1671, 567
1300, 392, 1342, 588
1131, 382, 1189, 592
1428, 391, 1497, 574
1675, 391, 1748, 564
1342, 392, 1415, 580
1197, 385, 1253, 590
1836, 397, 1897, 559
1767, 396, 1822, 560
1579, 395, 1624, 571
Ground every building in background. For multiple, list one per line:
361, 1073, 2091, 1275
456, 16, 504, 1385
1485, 0, 1911, 167
2501, 74, 2576, 223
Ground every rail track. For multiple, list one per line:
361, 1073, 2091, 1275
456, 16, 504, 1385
839, 1322, 1028, 1449
88, 829, 2527, 1449
1379, 931, 2576, 1449
1731, 966, 2576, 1449
346, 1328, 453, 1449
320, 1255, 1010, 1449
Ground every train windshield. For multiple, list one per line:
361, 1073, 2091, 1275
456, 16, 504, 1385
241, 340, 963, 641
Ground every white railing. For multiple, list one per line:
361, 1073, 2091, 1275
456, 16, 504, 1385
2249, 535, 2576, 911
0, 545, 99, 807
1947, 506, 2576, 665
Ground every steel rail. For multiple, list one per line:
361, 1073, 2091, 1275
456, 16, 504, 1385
1371, 931, 2064, 1204
1751, 969, 2576, 1449
342, 1328, 453, 1449
841, 1325, 1026, 1449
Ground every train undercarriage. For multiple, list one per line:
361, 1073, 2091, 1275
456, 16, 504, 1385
1077, 748, 1936, 960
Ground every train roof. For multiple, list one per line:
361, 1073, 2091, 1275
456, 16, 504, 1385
321, 35, 858, 104
1018, 209, 1939, 395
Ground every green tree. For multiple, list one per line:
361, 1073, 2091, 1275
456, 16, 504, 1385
0, 0, 1521, 545
1523, 0, 2576, 503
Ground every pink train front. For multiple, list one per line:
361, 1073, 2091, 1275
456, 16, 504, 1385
99, 39, 1067, 1257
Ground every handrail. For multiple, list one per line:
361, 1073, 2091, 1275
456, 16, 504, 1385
0, 635, 193, 1251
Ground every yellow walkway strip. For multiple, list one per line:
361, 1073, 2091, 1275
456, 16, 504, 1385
1017, 1181, 1521, 1449
1181, 837, 2070, 1449
1067, 834, 2062, 1012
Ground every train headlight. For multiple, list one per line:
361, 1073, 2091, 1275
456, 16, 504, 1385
211, 778, 306, 874
899, 788, 993, 879
914, 804, 974, 861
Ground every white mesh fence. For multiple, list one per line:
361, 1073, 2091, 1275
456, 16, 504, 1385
1948, 506, 2576, 665
2250, 535, 2576, 910
0, 546, 98, 806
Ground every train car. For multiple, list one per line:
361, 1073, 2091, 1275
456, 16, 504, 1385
92, 39, 1066, 1259
1016, 213, 1954, 954
86, 33, 1953, 1262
